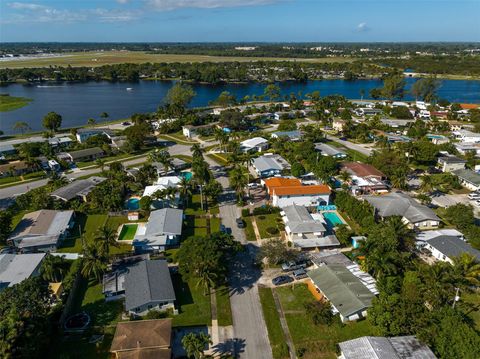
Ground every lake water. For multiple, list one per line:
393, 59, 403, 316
1, 78, 479, 135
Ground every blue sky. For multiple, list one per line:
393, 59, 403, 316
1, 0, 479, 42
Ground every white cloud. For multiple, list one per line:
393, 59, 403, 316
8, 2, 47, 10
116, 0, 130, 4
356, 22, 370, 32
146, 0, 280, 11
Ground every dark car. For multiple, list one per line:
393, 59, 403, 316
293, 268, 308, 280
121, 121, 131, 126
272, 275, 294, 286
339, 136, 347, 141
220, 225, 232, 234
236, 218, 245, 228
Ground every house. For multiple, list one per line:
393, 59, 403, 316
8, 210, 75, 252
50, 176, 106, 202
341, 162, 388, 194
62, 147, 104, 163
0, 253, 46, 291
454, 142, 480, 156
452, 169, 480, 191
0, 160, 34, 177
124, 260, 176, 316
272, 184, 331, 209
453, 129, 480, 143
133, 208, 183, 252
271, 131, 303, 141
142, 176, 182, 208
424, 234, 480, 264
281, 204, 340, 249
152, 158, 190, 176
75, 128, 114, 143
182, 123, 216, 139
0, 144, 16, 157
426, 134, 449, 145
308, 264, 376, 322
240, 137, 269, 153
252, 154, 290, 178
48, 136, 73, 148
380, 119, 415, 128
338, 336, 437, 359
110, 319, 172, 359
314, 143, 347, 158
364, 192, 440, 229
263, 177, 302, 196
354, 108, 382, 117
332, 119, 346, 132
437, 155, 466, 172
386, 134, 412, 143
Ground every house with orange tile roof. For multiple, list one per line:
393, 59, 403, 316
262, 177, 301, 196
271, 184, 331, 208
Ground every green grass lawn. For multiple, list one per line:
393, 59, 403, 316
276, 284, 377, 359
185, 194, 207, 216
243, 216, 257, 241
254, 213, 281, 239
118, 224, 138, 241
173, 154, 193, 163
207, 153, 229, 166
0, 94, 32, 112
215, 286, 233, 327
258, 287, 290, 359
463, 291, 480, 330
171, 273, 212, 327
210, 217, 221, 233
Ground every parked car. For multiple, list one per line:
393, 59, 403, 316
220, 225, 232, 234
272, 275, 293, 286
247, 182, 258, 189
236, 218, 245, 228
468, 193, 480, 200
282, 261, 306, 272
293, 268, 308, 280
121, 121, 131, 126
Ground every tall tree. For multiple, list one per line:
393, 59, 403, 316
81, 240, 107, 281
13, 121, 30, 134
94, 225, 119, 257
164, 83, 196, 117
181, 332, 212, 359
42, 111, 62, 132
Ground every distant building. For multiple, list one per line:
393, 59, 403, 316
8, 210, 75, 252
0, 160, 34, 177
314, 143, 347, 158
271, 131, 303, 141
0, 253, 46, 291
124, 260, 176, 316
341, 162, 388, 194
0, 144, 16, 157
62, 147, 104, 163
240, 137, 269, 153
48, 136, 73, 148
338, 336, 437, 359
453, 168, 480, 191
133, 208, 183, 252
332, 119, 346, 132
75, 128, 114, 143
453, 129, 480, 143
50, 176, 106, 202
437, 153, 467, 172
364, 192, 440, 229
252, 154, 290, 178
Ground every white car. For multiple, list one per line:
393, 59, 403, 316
468, 193, 480, 200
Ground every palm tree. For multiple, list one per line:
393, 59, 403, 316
214, 128, 229, 152
191, 144, 204, 159
419, 175, 434, 194
420, 262, 455, 308
81, 240, 107, 281
181, 332, 212, 359
13, 121, 31, 135
95, 158, 106, 172
94, 225, 119, 257
196, 269, 217, 295
87, 118, 96, 126
452, 253, 480, 287
338, 170, 351, 184
48, 171, 68, 187
100, 112, 109, 122
179, 177, 192, 207
40, 254, 69, 282
385, 216, 415, 251
229, 166, 248, 202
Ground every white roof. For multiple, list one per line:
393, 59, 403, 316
416, 229, 464, 242
241, 137, 268, 148
0, 253, 46, 289
155, 176, 181, 187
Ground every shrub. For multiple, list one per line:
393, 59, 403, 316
253, 204, 281, 215
304, 300, 334, 325
258, 215, 266, 220
241, 208, 250, 217
266, 227, 279, 235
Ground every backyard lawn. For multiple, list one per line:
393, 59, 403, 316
259, 286, 290, 359
171, 273, 212, 327
254, 213, 281, 239
117, 224, 138, 241
276, 284, 378, 359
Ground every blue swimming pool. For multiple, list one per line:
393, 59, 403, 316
322, 212, 345, 228
181, 172, 193, 181
126, 198, 140, 210
427, 134, 445, 139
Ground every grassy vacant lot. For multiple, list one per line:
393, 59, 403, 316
0, 94, 32, 111
242, 216, 258, 241
276, 284, 377, 359
254, 213, 281, 239
0, 51, 355, 69
259, 286, 290, 359
171, 273, 212, 327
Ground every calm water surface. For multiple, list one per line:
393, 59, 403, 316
1, 78, 479, 134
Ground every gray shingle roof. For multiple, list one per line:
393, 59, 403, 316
0, 253, 46, 290
283, 204, 326, 234
124, 260, 176, 311
314, 143, 346, 157
51, 176, 106, 201
427, 236, 480, 261
67, 147, 104, 160
308, 264, 375, 318
338, 335, 437, 359
364, 192, 439, 224
453, 169, 480, 186
253, 154, 289, 172
145, 209, 183, 236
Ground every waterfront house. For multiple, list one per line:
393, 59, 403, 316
364, 192, 440, 229
0, 253, 46, 291
133, 208, 183, 252
63, 147, 104, 163
338, 336, 437, 359
271, 184, 331, 208
110, 319, 172, 359
75, 128, 114, 143
8, 210, 74, 252
307, 264, 376, 322
50, 176, 106, 202
124, 260, 176, 316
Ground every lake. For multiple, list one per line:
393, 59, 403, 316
1, 78, 479, 135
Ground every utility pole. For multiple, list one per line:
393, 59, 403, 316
199, 184, 204, 211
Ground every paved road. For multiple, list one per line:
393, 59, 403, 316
324, 134, 373, 157
205, 155, 273, 359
